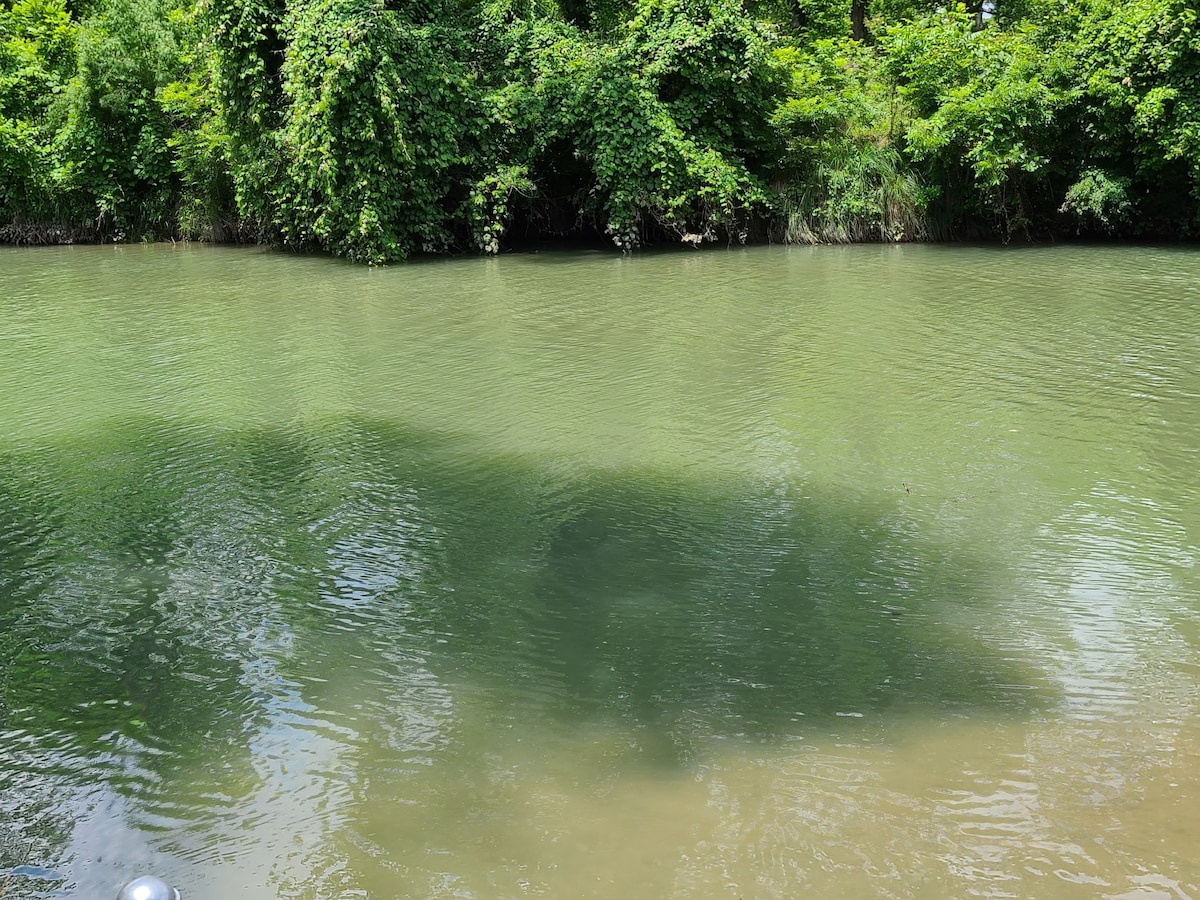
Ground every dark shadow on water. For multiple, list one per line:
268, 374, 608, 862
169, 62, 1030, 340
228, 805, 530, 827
404, 451, 1045, 767
0, 416, 1049, 740
0, 415, 1052, 884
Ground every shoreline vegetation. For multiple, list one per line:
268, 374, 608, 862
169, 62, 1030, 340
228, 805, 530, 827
2, 0, 1197, 264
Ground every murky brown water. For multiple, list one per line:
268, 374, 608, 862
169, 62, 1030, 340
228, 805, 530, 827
1, 244, 1198, 898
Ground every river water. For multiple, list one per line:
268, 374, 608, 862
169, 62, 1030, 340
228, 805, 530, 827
1, 244, 1198, 899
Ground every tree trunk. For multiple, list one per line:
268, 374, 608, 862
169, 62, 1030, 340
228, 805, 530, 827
790, 0, 808, 32
851, 0, 869, 42
968, 1, 985, 30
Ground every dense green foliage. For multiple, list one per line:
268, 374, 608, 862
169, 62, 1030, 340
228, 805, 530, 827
1, 0, 1197, 259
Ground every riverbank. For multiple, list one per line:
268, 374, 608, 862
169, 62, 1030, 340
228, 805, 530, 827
3, 226, 1197, 262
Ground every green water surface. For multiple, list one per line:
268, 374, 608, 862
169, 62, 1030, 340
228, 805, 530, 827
1, 244, 1199, 898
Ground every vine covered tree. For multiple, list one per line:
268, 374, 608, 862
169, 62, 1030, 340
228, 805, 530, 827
1, 0, 1197, 257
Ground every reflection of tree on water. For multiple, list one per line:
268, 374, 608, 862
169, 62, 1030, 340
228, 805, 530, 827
0, 417, 1046, 895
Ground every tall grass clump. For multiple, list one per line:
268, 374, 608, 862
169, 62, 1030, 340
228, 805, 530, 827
781, 139, 925, 242
772, 38, 927, 244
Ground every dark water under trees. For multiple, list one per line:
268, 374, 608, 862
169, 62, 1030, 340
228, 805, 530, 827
1, 244, 1199, 898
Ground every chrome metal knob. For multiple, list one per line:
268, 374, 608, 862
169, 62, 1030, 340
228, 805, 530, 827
117, 875, 180, 900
